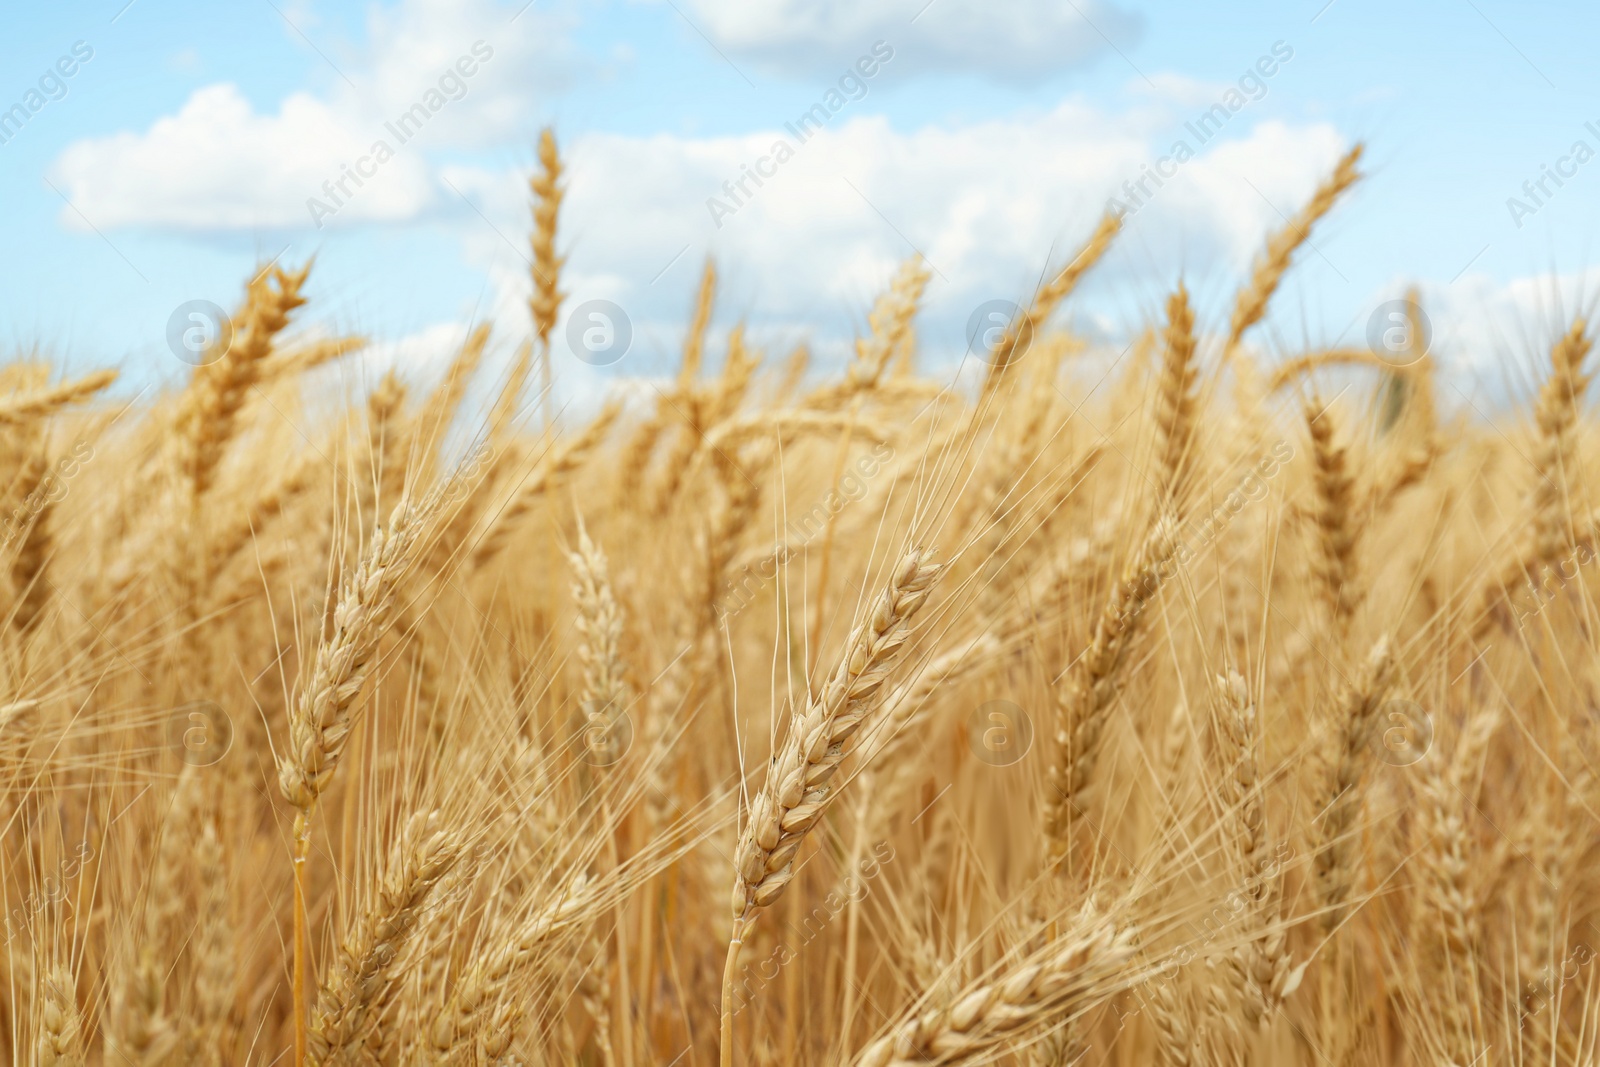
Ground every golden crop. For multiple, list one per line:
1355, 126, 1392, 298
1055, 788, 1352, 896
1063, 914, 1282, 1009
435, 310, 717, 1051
3, 134, 1597, 1066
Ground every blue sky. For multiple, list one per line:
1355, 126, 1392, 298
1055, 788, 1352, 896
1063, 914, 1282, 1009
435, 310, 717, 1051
3, 0, 1599, 401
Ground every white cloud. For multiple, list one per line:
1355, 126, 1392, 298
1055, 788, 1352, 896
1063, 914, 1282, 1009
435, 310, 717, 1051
1408, 269, 1600, 378
52, 85, 434, 230
50, 0, 572, 231
678, 0, 1142, 83
439, 105, 1350, 377
349, 0, 576, 148
360, 320, 477, 374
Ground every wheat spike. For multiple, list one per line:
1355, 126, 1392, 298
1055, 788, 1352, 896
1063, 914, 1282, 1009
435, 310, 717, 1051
1471, 320, 1595, 639
0, 368, 116, 428
1211, 671, 1301, 1027
1044, 520, 1175, 857
412, 323, 490, 474
1146, 977, 1198, 1066
1305, 399, 1361, 632
176, 262, 310, 497
568, 521, 630, 766
682, 257, 717, 386
1313, 636, 1397, 926
259, 336, 365, 381
721, 549, 943, 1064
279, 494, 437, 823
190, 818, 235, 1066
1413, 704, 1499, 1064
37, 966, 85, 1067
1227, 143, 1363, 353
811, 255, 932, 407
430, 874, 603, 1060
981, 212, 1120, 400
852, 912, 1137, 1066
729, 548, 943, 919
10, 448, 52, 633
1154, 284, 1199, 509
530, 127, 566, 429
1530, 317, 1592, 565
305, 812, 462, 1066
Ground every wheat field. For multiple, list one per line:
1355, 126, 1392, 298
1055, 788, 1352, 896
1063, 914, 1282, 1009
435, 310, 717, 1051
3, 134, 1598, 1066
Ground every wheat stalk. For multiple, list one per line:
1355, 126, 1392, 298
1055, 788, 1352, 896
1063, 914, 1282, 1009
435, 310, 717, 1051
721, 547, 944, 1065
278, 491, 438, 1066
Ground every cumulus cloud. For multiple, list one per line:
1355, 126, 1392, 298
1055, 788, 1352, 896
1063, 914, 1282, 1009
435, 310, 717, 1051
677, 0, 1141, 83
349, 0, 575, 148
50, 0, 572, 231
437, 106, 1350, 378
1410, 269, 1600, 377
52, 85, 435, 230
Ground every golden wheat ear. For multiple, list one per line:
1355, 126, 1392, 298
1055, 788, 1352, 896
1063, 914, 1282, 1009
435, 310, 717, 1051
980, 211, 1121, 404
175, 261, 312, 499
278, 489, 445, 1065
526, 126, 567, 432
304, 811, 463, 1066
0, 368, 115, 427
1304, 398, 1363, 632
1153, 283, 1199, 511
1312, 636, 1397, 928
720, 547, 944, 1065
852, 907, 1138, 1067
1227, 143, 1363, 356
37, 964, 85, 1067
1044, 518, 1175, 861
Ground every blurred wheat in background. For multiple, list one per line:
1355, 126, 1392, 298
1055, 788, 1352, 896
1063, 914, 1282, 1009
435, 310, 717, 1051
4, 131, 1600, 1067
